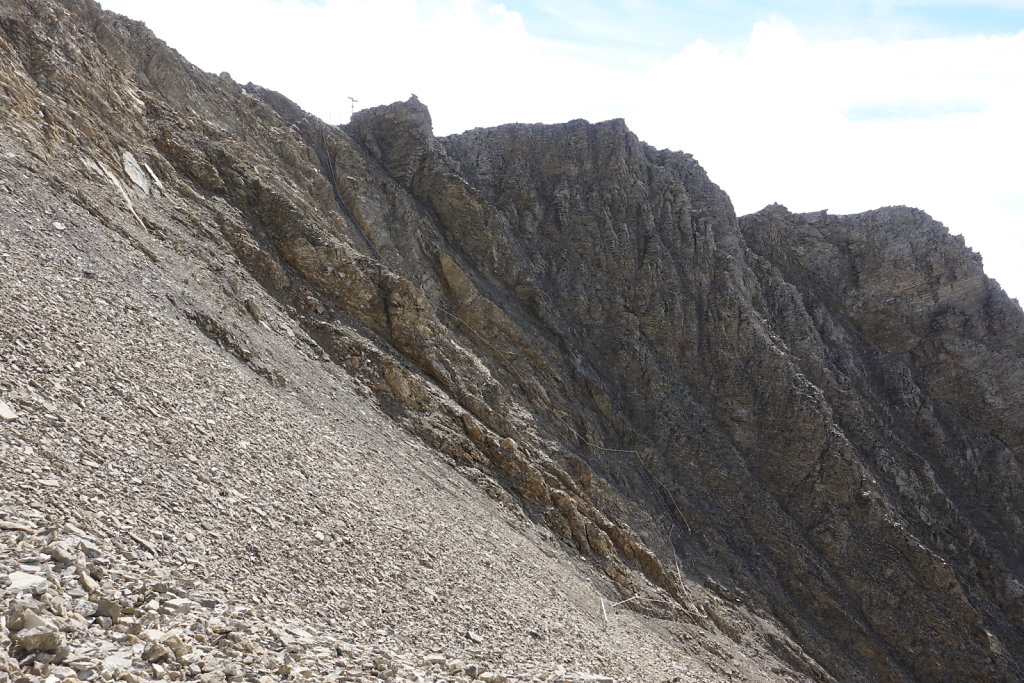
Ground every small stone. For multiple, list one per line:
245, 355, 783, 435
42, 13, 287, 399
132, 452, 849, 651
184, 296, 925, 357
73, 600, 98, 617
0, 519, 36, 532
67, 655, 100, 673
12, 625, 65, 652
43, 541, 81, 566
77, 538, 103, 559
423, 654, 446, 666
141, 628, 166, 643
460, 412, 485, 442
7, 571, 48, 595
467, 630, 484, 643
95, 597, 122, 621
101, 653, 133, 672
6, 601, 52, 631
161, 597, 194, 614
143, 641, 173, 663
77, 567, 99, 592
0, 399, 17, 421
162, 632, 191, 659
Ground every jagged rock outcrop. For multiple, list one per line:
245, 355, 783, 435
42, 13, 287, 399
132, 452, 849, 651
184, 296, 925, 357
2, 0, 1023, 680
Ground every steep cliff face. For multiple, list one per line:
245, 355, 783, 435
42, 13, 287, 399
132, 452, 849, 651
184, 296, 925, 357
2, 0, 1023, 680
737, 207, 1024, 679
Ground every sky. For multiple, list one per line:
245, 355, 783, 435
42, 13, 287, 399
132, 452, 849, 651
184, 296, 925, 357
98, 0, 1024, 302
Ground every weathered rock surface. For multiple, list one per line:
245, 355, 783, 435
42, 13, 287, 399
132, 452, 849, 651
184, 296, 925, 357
2, 0, 1023, 680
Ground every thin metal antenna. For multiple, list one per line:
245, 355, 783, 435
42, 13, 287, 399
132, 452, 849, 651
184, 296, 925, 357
348, 96, 358, 117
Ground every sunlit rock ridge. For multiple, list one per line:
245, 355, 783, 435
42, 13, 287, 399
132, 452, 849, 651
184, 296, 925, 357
2, 0, 1023, 680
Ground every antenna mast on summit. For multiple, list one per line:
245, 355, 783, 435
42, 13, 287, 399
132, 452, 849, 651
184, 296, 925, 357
348, 97, 358, 117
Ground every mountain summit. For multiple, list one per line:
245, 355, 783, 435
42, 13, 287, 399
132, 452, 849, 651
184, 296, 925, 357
2, 1, 1023, 680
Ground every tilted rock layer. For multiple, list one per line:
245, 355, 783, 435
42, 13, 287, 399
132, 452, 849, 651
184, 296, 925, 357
2, 0, 1023, 680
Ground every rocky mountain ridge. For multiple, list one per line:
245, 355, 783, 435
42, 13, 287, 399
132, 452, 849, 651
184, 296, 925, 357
2, 0, 1023, 680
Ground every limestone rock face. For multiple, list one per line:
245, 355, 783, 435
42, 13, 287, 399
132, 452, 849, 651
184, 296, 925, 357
2, 0, 1023, 680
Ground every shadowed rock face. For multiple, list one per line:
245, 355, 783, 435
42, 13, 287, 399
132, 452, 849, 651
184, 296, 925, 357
3, 0, 1023, 679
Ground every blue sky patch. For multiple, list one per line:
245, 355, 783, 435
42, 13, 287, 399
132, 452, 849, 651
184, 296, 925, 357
843, 99, 988, 122
503, 0, 1024, 62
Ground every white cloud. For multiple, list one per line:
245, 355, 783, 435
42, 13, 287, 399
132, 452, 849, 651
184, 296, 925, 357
97, 1, 1024, 301
99, 0, 626, 127
622, 21, 1024, 300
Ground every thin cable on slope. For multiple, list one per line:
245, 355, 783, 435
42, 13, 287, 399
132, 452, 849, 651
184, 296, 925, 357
314, 124, 382, 260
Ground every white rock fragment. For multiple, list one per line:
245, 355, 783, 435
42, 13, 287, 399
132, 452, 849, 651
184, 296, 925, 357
121, 151, 151, 195
7, 571, 48, 595
161, 597, 195, 614
0, 399, 17, 421
0, 518, 37, 532
102, 653, 133, 672
144, 162, 165, 192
